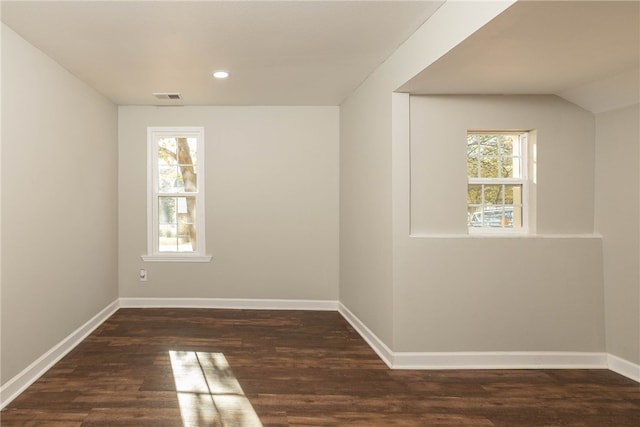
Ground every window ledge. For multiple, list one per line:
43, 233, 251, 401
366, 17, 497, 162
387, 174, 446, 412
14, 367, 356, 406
468, 229, 530, 237
141, 254, 212, 263
409, 233, 601, 239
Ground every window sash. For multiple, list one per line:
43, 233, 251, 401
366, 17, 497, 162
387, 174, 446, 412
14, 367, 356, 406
467, 133, 527, 180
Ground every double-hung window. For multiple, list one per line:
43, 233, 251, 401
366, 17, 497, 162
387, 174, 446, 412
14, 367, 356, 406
143, 127, 211, 262
467, 131, 528, 232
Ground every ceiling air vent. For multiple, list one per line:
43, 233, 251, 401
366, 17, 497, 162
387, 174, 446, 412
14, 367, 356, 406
152, 92, 182, 100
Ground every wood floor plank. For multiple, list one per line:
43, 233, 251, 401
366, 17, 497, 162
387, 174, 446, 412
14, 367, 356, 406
2, 308, 639, 426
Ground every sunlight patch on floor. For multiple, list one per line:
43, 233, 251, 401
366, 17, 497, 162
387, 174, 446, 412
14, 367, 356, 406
169, 351, 263, 427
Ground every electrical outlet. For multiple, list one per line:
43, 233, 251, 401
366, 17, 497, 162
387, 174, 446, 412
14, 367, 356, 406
139, 269, 148, 282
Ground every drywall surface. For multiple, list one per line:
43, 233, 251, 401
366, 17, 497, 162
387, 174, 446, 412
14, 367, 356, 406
1, 24, 118, 383
394, 236, 604, 352
595, 104, 640, 364
410, 95, 596, 235
339, 66, 395, 344
390, 95, 604, 352
339, 0, 515, 348
118, 106, 339, 300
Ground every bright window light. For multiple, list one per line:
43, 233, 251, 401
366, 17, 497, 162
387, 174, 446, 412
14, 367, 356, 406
169, 351, 263, 426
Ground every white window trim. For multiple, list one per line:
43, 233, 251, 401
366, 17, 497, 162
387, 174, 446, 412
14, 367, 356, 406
467, 131, 530, 236
142, 126, 211, 263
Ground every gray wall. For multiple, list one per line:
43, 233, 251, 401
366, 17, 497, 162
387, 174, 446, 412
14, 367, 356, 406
391, 95, 604, 352
595, 104, 640, 365
339, 1, 515, 349
339, 0, 610, 354
118, 106, 339, 300
410, 95, 596, 235
1, 25, 118, 383
340, 66, 394, 344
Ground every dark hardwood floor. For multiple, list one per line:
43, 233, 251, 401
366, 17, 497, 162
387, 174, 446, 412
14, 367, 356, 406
2, 308, 639, 426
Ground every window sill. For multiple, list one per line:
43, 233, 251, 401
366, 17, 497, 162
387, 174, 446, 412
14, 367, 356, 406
468, 229, 530, 237
409, 232, 601, 239
141, 254, 212, 263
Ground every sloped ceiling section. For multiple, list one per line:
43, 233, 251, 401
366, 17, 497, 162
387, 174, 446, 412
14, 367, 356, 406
399, 1, 640, 114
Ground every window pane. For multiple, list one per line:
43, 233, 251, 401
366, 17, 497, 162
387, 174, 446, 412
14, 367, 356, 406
158, 137, 197, 193
158, 196, 196, 252
467, 138, 479, 178
467, 158, 479, 178
498, 206, 513, 228
159, 224, 177, 252
468, 184, 482, 227
177, 196, 196, 252
159, 166, 179, 192
482, 207, 505, 228
159, 197, 176, 224
504, 184, 522, 205
468, 206, 482, 227
467, 184, 482, 204
158, 138, 177, 165
479, 158, 499, 178
501, 156, 513, 178
500, 135, 515, 156
187, 138, 198, 168
177, 137, 197, 192
478, 135, 499, 156
483, 184, 503, 206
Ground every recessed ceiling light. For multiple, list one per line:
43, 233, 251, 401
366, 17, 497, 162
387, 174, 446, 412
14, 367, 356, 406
213, 71, 229, 79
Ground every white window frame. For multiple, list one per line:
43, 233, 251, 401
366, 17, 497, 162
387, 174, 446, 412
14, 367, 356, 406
467, 131, 530, 235
142, 126, 211, 262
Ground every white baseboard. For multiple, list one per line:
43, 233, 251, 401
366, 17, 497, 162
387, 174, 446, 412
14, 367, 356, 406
0, 299, 120, 410
338, 302, 611, 372
3, 298, 637, 411
119, 297, 339, 311
608, 354, 640, 382
338, 302, 394, 368
393, 351, 608, 370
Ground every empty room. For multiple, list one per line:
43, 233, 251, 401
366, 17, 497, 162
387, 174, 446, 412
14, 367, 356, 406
1, 0, 639, 425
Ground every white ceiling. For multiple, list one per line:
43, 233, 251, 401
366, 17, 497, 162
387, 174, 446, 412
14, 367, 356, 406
399, 0, 640, 113
3, 1, 638, 111
1, 0, 445, 106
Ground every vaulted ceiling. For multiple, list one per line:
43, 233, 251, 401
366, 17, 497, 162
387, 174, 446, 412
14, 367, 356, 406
400, 0, 639, 113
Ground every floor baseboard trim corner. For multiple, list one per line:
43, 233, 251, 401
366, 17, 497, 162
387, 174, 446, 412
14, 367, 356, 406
0, 299, 120, 410
335, 304, 609, 372
337, 303, 394, 368
607, 354, 640, 382
118, 297, 339, 311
